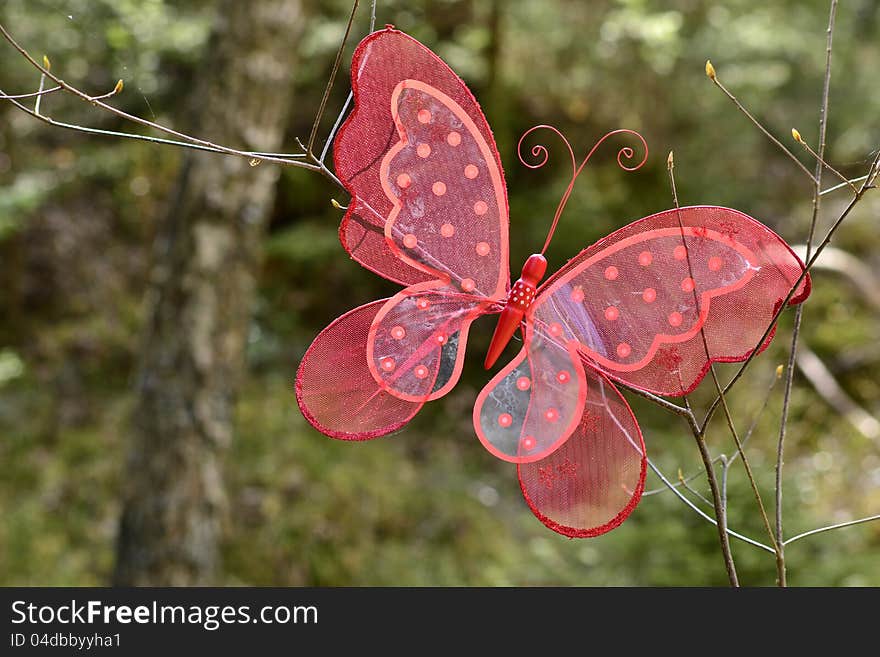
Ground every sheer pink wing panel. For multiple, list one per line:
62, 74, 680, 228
473, 323, 588, 464
368, 283, 495, 402
379, 81, 508, 298
531, 206, 811, 396
335, 28, 509, 289
295, 300, 422, 440
518, 366, 646, 538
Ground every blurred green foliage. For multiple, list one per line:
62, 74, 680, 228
1, 0, 878, 585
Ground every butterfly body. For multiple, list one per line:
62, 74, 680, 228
484, 253, 547, 369
296, 27, 811, 538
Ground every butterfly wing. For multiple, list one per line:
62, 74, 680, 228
472, 318, 646, 535
531, 206, 811, 396
335, 27, 509, 292
298, 29, 510, 438
367, 283, 496, 402
296, 300, 423, 439
518, 366, 646, 538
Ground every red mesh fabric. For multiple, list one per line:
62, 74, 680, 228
533, 206, 811, 396
368, 283, 494, 402
334, 28, 509, 288
518, 364, 646, 537
474, 326, 588, 464
296, 300, 422, 440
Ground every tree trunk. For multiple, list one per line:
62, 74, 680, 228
113, 0, 303, 585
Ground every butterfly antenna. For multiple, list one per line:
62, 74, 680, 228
518, 126, 649, 255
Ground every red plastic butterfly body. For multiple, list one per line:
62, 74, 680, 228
295, 28, 811, 537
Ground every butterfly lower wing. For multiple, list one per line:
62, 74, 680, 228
474, 322, 587, 463
518, 365, 646, 538
532, 206, 811, 396
296, 300, 423, 440
336, 28, 509, 293
369, 282, 494, 402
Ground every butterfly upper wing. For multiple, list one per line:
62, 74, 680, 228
335, 27, 509, 292
532, 206, 811, 396
298, 29, 511, 437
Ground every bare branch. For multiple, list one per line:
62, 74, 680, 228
784, 514, 880, 545
668, 152, 740, 586
306, 0, 360, 156
0, 20, 346, 190
0, 84, 60, 99
646, 458, 775, 554
775, 0, 839, 587
705, 61, 817, 183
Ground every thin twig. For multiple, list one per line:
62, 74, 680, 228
705, 61, 817, 183
821, 174, 870, 196
319, 0, 378, 164
643, 367, 780, 496
0, 20, 345, 189
667, 152, 740, 586
678, 468, 714, 507
793, 128, 858, 193
775, 0, 838, 588
647, 458, 774, 554
306, 0, 360, 156
0, 84, 60, 99
783, 514, 880, 545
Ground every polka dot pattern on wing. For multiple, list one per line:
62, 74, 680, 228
604, 306, 619, 321
417, 143, 431, 158
464, 164, 479, 179
476, 242, 490, 256
416, 298, 430, 311
516, 376, 531, 391
440, 223, 455, 237
473, 201, 488, 215
681, 277, 695, 293
668, 311, 683, 327
380, 357, 395, 372
447, 131, 461, 146
396, 173, 411, 189
642, 287, 656, 303
545, 408, 559, 423
638, 251, 653, 266
674, 245, 687, 260
414, 365, 429, 379
390, 326, 406, 340
432, 181, 446, 196
617, 343, 632, 358
604, 266, 619, 281
556, 370, 570, 384
417, 109, 431, 124
461, 278, 475, 292
708, 256, 723, 271
498, 413, 513, 428
570, 287, 585, 303
403, 234, 418, 248
521, 436, 536, 451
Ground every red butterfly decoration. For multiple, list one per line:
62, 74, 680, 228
295, 28, 811, 537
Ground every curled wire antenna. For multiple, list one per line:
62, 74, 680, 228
517, 126, 649, 254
